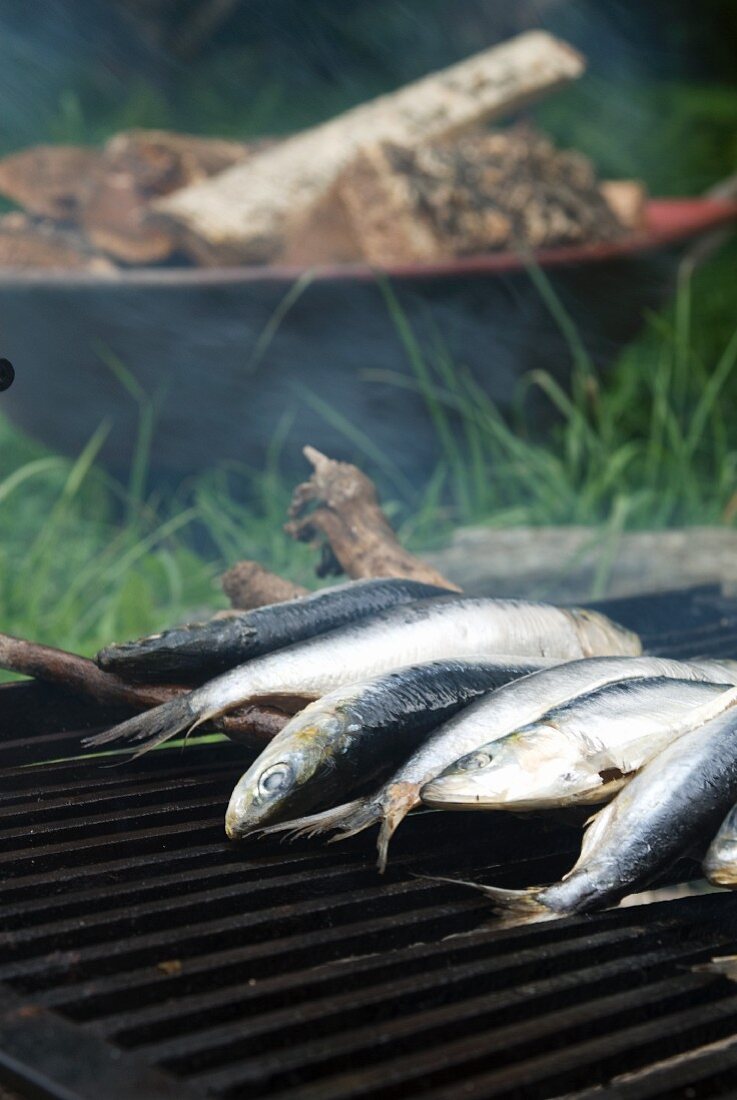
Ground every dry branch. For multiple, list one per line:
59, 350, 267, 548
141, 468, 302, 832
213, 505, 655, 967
153, 30, 585, 265
0, 634, 287, 743
221, 561, 308, 610
285, 446, 459, 589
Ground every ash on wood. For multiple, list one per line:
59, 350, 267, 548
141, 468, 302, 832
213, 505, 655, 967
335, 126, 625, 265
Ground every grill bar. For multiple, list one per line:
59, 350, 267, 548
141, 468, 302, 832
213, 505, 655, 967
3, 586, 737, 1100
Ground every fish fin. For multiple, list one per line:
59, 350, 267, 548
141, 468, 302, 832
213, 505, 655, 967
418, 873, 548, 915
257, 799, 368, 841
568, 801, 617, 876
373, 782, 421, 873
82, 696, 194, 752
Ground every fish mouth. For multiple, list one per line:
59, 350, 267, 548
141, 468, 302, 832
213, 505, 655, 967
225, 783, 265, 840
225, 801, 251, 840
421, 775, 507, 809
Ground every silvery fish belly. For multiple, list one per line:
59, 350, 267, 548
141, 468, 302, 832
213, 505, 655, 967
537, 692, 737, 914
95, 577, 450, 683
224, 656, 544, 839
261, 654, 731, 872
704, 803, 737, 886
84, 596, 639, 755
422, 674, 733, 812
452, 688, 737, 917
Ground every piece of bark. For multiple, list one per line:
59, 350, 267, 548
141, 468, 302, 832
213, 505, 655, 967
600, 180, 648, 231
286, 446, 459, 589
222, 560, 308, 610
152, 31, 585, 265
0, 145, 102, 221
0, 213, 117, 272
0, 633, 287, 742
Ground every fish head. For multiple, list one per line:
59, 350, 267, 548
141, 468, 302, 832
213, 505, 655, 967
421, 723, 595, 811
225, 712, 345, 839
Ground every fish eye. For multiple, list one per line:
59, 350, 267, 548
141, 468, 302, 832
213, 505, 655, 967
459, 751, 492, 771
258, 763, 293, 798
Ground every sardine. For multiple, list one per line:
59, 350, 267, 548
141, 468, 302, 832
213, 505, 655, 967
84, 597, 640, 756
96, 578, 449, 683
422, 675, 733, 812
460, 687, 737, 916
224, 657, 545, 839
703, 803, 737, 886
262, 655, 728, 871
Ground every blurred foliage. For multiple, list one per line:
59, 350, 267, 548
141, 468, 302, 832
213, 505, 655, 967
2, 0, 736, 198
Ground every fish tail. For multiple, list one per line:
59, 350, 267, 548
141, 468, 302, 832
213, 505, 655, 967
82, 695, 195, 753
257, 799, 368, 840
422, 872, 549, 915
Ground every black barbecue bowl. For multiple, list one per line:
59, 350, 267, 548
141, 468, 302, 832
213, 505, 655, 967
1, 199, 735, 484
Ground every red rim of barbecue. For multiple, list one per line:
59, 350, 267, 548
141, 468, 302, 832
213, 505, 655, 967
0, 197, 735, 287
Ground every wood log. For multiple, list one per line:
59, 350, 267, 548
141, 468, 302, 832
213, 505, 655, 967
103, 130, 260, 195
0, 633, 288, 742
0, 213, 116, 272
285, 446, 458, 589
0, 145, 102, 221
82, 172, 178, 264
335, 143, 450, 265
83, 130, 269, 265
153, 31, 585, 265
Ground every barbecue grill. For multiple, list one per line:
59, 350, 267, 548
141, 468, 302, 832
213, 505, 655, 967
4, 585, 737, 1100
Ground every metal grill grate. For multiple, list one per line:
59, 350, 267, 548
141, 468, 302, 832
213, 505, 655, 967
4, 585, 737, 1100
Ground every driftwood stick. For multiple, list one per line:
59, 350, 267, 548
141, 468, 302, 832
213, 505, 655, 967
0, 634, 287, 742
221, 560, 308, 610
286, 446, 459, 589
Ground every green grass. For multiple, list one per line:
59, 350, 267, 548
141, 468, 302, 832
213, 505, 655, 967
3, 238, 737, 661
3, 49, 737, 657
0, 414, 316, 665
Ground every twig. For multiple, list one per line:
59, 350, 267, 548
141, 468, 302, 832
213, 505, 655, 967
286, 446, 459, 589
0, 633, 287, 742
221, 560, 308, 610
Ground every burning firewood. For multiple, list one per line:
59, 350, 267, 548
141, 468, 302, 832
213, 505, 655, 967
152, 30, 586, 265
